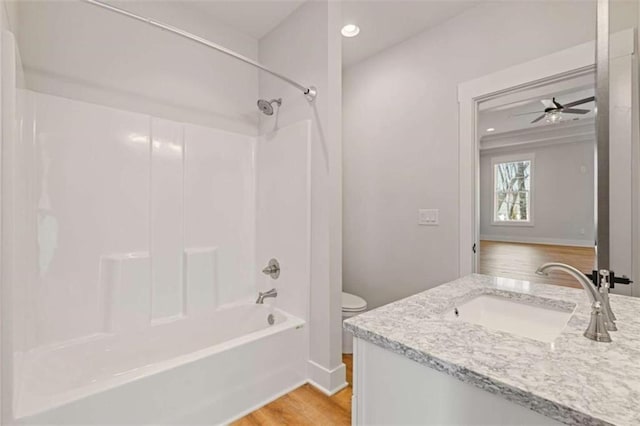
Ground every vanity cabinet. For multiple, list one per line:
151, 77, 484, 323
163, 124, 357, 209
351, 338, 561, 426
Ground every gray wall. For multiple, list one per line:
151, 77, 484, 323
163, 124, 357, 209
479, 142, 595, 246
343, 1, 598, 310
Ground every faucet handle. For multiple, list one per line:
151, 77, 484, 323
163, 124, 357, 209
599, 270, 617, 324
262, 258, 280, 279
585, 270, 633, 289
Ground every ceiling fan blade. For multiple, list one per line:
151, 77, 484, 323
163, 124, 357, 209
531, 114, 546, 124
562, 96, 595, 108
562, 108, 590, 114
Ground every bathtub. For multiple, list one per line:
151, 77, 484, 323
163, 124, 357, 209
14, 304, 307, 424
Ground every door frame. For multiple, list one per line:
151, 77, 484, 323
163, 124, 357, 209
457, 30, 636, 283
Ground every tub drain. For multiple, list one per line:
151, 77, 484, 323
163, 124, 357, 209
267, 314, 275, 325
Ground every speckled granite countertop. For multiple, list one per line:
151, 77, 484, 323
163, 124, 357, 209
343, 274, 640, 426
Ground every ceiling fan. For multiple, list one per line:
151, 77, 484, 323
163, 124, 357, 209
514, 96, 595, 123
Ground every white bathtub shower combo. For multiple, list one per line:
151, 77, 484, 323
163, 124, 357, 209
6, 89, 312, 425
0, 2, 321, 419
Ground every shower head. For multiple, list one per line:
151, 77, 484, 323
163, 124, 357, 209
257, 98, 282, 116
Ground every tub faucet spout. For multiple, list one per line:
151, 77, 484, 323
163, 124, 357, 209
256, 288, 277, 304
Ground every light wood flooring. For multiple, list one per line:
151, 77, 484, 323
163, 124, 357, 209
232, 355, 352, 426
478, 240, 596, 289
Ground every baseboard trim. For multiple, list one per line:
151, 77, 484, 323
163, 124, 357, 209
307, 378, 349, 396
480, 235, 594, 248
223, 379, 307, 424
307, 360, 348, 396
225, 374, 349, 423
224, 361, 349, 422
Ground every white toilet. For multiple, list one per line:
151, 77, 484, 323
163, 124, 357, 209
342, 292, 367, 354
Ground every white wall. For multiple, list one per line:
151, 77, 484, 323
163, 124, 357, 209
479, 141, 595, 246
16, 0, 259, 135
259, 0, 345, 394
1, 7, 22, 420
343, 1, 598, 309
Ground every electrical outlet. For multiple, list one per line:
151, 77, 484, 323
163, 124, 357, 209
418, 209, 439, 226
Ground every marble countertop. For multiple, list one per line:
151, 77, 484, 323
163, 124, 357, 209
343, 274, 640, 426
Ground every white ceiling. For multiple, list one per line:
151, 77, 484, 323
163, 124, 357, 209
185, 0, 305, 40
341, 0, 479, 67
152, 1, 478, 66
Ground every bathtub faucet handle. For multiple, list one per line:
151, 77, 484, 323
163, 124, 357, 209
256, 288, 278, 304
262, 258, 280, 279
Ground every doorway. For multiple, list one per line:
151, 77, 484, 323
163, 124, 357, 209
476, 82, 597, 288
456, 39, 606, 285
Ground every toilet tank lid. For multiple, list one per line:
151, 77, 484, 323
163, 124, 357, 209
342, 292, 367, 311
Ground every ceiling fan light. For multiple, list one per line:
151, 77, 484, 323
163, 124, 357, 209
545, 111, 562, 123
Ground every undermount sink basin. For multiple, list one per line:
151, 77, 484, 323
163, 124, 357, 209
444, 294, 574, 343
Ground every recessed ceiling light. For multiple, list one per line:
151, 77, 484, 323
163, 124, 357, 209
341, 24, 360, 38
486, 128, 495, 132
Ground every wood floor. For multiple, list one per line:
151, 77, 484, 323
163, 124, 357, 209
232, 355, 352, 426
478, 240, 596, 289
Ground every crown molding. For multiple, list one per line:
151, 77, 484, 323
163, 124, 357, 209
479, 117, 595, 153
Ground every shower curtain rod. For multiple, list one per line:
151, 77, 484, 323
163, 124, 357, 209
82, 0, 317, 101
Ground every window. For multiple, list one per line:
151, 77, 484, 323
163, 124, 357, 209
492, 155, 533, 225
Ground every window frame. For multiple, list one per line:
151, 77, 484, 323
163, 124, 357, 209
491, 153, 535, 227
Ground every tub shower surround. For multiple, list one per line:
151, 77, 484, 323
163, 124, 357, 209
9, 91, 311, 423
344, 274, 640, 426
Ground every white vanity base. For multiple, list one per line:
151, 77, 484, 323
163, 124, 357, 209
352, 338, 562, 425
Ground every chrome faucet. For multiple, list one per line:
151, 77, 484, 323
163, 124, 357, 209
256, 288, 277, 304
536, 262, 612, 342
